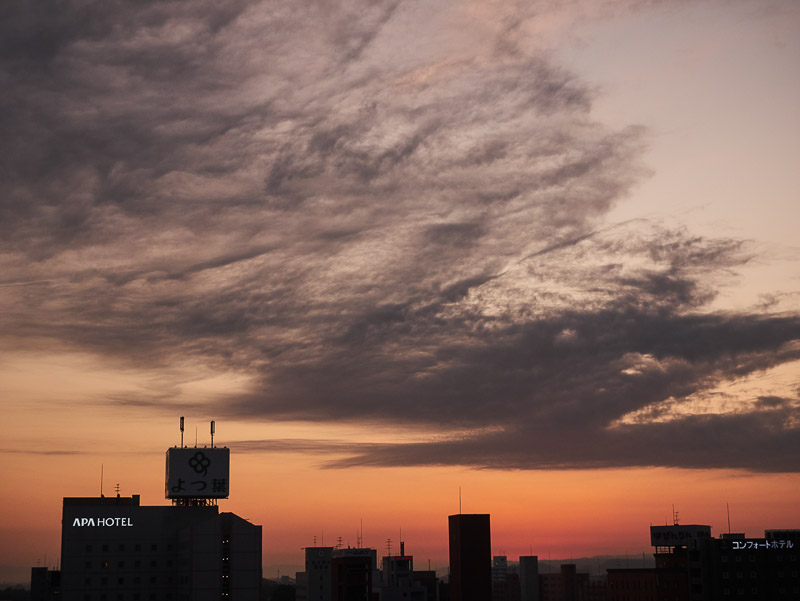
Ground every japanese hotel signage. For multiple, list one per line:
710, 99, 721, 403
725, 539, 795, 551
165, 447, 230, 499
71, 517, 134, 527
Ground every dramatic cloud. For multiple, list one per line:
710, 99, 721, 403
2, 0, 798, 472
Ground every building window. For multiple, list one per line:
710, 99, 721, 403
135, 544, 141, 552
151, 544, 158, 552
102, 544, 109, 552
86, 561, 92, 568
118, 561, 125, 568
118, 544, 125, 552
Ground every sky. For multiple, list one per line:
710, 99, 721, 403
1, 0, 799, 584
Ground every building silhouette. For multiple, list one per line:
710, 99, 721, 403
448, 514, 491, 601
31, 421, 262, 600
518, 556, 539, 601
59, 494, 261, 600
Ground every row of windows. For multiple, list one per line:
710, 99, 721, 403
84, 559, 173, 569
84, 574, 171, 586
721, 586, 800, 596
720, 554, 798, 562
86, 543, 174, 553
83, 594, 172, 601
721, 570, 799, 579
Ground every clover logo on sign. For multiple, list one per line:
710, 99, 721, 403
189, 451, 211, 476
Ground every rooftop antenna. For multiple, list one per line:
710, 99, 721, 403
672, 505, 679, 525
210, 420, 215, 448
180, 416, 185, 447
115, 483, 120, 497
195, 427, 198, 448
459, 486, 462, 514
727, 502, 731, 534
100, 464, 104, 497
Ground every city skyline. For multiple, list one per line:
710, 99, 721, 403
2, 0, 799, 585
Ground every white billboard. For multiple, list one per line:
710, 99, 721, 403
165, 447, 230, 499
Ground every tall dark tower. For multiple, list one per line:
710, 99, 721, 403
448, 514, 491, 601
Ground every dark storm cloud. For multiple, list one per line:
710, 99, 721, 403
1, 0, 798, 472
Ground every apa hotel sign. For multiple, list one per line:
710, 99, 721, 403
71, 516, 134, 527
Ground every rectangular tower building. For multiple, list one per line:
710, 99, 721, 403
448, 514, 491, 601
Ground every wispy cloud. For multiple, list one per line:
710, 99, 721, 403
1, 0, 798, 472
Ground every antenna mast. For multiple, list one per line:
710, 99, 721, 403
727, 502, 731, 534
211, 420, 215, 448
180, 416, 184, 447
